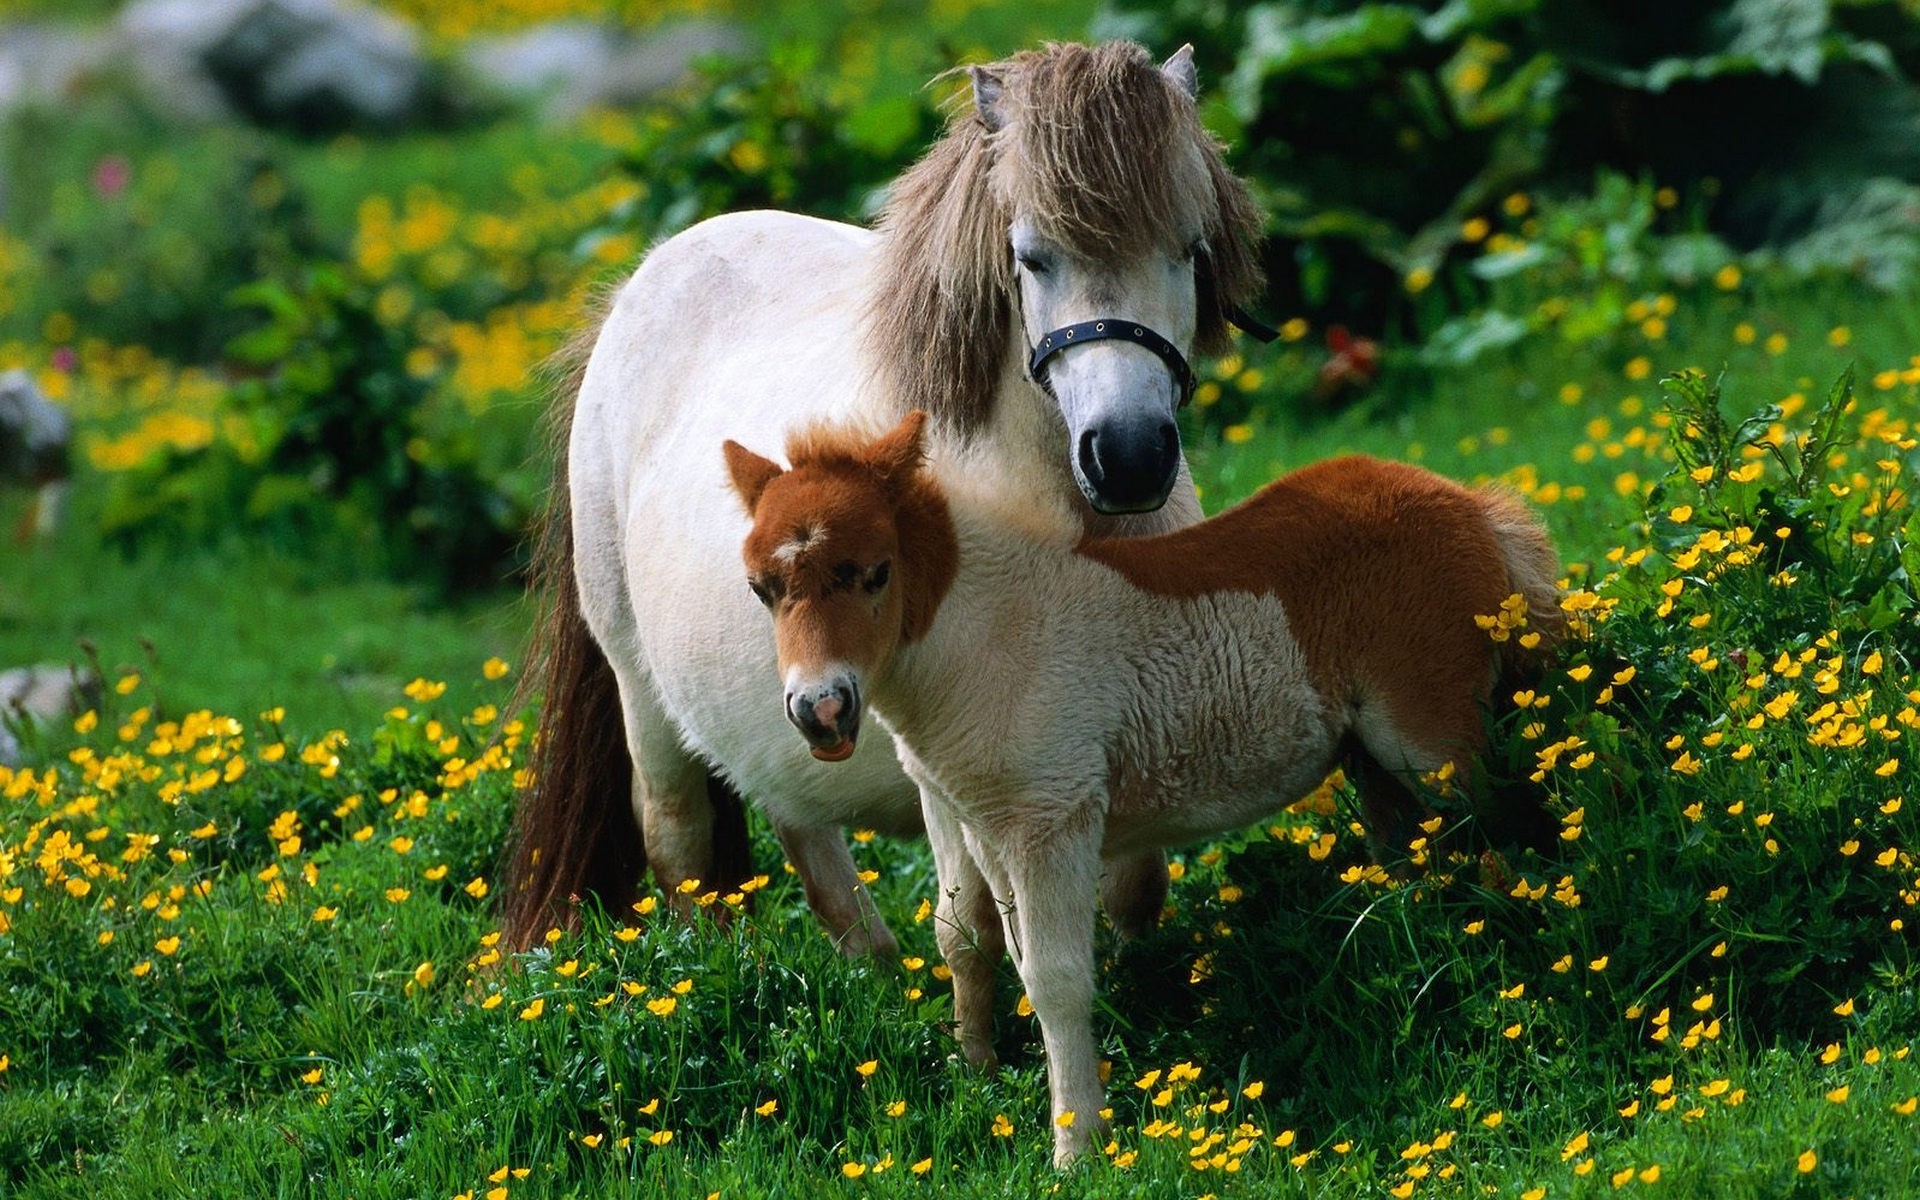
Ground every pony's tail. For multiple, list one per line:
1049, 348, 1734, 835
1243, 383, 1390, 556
499, 300, 646, 949
498, 291, 758, 948
1476, 486, 1566, 685
499, 464, 647, 948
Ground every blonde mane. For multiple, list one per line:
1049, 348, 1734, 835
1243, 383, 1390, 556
865, 41, 1266, 434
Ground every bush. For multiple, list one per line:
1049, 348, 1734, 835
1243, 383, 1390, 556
97, 266, 539, 591
1100, 0, 1920, 327
1119, 367, 1919, 1121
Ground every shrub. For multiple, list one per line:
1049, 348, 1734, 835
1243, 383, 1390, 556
1100, 0, 1920, 326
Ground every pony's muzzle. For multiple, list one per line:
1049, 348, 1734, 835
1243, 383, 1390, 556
1074, 418, 1180, 514
788, 678, 861, 762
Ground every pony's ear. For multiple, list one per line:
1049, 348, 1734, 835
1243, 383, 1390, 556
1162, 44, 1199, 100
968, 65, 1008, 132
723, 440, 784, 514
865, 410, 929, 491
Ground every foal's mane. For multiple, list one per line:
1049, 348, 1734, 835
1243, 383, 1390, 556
867, 41, 1266, 434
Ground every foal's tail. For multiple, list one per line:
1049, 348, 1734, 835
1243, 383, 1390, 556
498, 302, 754, 949
1476, 485, 1566, 683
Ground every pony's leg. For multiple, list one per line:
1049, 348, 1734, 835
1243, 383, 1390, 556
925, 800, 1004, 1070
773, 821, 899, 958
989, 805, 1107, 1167
618, 675, 721, 913
1099, 849, 1169, 940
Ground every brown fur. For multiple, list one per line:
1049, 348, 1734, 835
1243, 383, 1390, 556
866, 41, 1265, 432
727, 413, 960, 663
500, 288, 754, 949
1079, 455, 1564, 825
748, 428, 1562, 855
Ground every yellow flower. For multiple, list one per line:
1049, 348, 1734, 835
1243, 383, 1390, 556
756, 1099, 778, 1116
856, 1059, 878, 1078
483, 657, 511, 680
413, 961, 436, 989
1243, 1081, 1264, 1100
155, 936, 180, 956
312, 906, 337, 922
911, 1159, 932, 1175
841, 1162, 866, 1179
519, 998, 545, 1020
991, 1113, 1014, 1137
646, 996, 677, 1017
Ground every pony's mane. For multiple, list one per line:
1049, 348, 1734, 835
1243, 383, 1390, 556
866, 41, 1266, 434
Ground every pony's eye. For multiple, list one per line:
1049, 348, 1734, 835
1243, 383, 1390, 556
748, 579, 774, 607
1015, 252, 1051, 276
865, 560, 892, 593
1183, 238, 1206, 263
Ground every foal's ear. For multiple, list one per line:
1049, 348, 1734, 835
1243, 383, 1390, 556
723, 440, 784, 514
865, 410, 929, 492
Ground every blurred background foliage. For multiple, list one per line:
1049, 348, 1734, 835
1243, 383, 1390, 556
1, 0, 1918, 594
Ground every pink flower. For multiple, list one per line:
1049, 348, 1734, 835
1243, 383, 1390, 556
91, 155, 131, 199
50, 347, 76, 373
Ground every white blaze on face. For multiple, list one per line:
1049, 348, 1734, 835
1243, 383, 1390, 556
771, 526, 817, 566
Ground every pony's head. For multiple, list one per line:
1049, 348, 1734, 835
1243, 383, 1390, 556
871, 41, 1265, 515
725, 411, 957, 763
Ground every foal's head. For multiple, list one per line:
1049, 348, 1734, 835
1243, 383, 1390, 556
725, 412, 956, 762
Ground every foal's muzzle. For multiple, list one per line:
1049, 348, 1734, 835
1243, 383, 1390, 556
788, 678, 862, 762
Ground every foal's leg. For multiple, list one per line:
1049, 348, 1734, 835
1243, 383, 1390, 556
988, 804, 1107, 1167
925, 800, 1005, 1070
774, 821, 899, 958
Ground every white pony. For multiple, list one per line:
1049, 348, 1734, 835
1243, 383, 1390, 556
726, 411, 1564, 1164
501, 41, 1269, 953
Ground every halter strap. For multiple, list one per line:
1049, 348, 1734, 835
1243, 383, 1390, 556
1027, 319, 1197, 408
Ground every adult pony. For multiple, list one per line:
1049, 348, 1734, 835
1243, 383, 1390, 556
726, 411, 1563, 1163
501, 41, 1268, 953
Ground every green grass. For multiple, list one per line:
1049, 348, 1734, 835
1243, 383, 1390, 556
4, 10, 1920, 1191
4, 275, 1918, 1196
0, 484, 527, 735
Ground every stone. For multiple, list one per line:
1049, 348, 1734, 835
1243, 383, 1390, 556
460, 19, 747, 120
0, 664, 98, 767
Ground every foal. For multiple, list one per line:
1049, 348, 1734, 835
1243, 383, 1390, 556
726, 412, 1562, 1165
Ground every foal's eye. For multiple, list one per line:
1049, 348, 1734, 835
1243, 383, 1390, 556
748, 579, 775, 607
1015, 251, 1051, 276
865, 560, 892, 594
1182, 238, 1206, 263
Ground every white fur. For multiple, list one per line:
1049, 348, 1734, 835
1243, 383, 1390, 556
569, 211, 1202, 955
867, 479, 1461, 1164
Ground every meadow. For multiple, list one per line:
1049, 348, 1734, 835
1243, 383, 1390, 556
4, 1, 1920, 1196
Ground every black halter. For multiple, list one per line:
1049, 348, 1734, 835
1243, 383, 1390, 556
1027, 319, 1197, 407
1025, 306, 1279, 409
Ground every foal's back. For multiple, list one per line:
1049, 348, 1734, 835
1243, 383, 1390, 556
1079, 455, 1559, 758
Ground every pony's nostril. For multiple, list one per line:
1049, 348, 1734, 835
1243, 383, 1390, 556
1077, 427, 1104, 486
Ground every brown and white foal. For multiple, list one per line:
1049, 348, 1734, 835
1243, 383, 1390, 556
725, 411, 1562, 1166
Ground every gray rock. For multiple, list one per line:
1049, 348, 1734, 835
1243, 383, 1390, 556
120, 0, 429, 130
0, 23, 119, 112
461, 19, 748, 119
0, 370, 69, 490
0, 664, 98, 767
